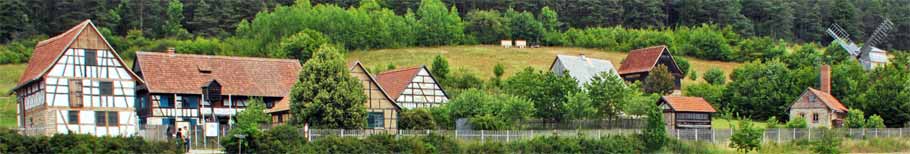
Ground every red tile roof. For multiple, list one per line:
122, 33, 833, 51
618, 45, 677, 75
18, 21, 88, 87
661, 96, 717, 113
16, 20, 140, 90
135, 51, 301, 101
376, 66, 424, 99
808, 88, 848, 112
268, 61, 403, 113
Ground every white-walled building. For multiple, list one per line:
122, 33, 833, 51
13, 20, 142, 136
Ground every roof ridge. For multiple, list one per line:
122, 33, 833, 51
379, 66, 423, 75
36, 20, 89, 47
138, 51, 300, 63
630, 45, 668, 53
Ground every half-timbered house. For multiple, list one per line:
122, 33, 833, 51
133, 50, 300, 135
549, 54, 621, 85
789, 65, 848, 128
658, 96, 716, 129
268, 61, 403, 130
376, 66, 449, 109
618, 45, 684, 91
13, 20, 142, 136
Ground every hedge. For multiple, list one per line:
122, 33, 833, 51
0, 128, 182, 154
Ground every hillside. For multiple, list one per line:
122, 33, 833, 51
347, 45, 742, 87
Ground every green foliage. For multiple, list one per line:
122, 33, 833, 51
0, 128, 180, 154
729, 120, 763, 153
235, 98, 270, 134
289, 45, 366, 128
735, 37, 785, 61
683, 83, 725, 109
506, 9, 545, 42
465, 10, 509, 44
866, 115, 886, 128
675, 56, 691, 77
162, 0, 190, 39
442, 69, 484, 97
688, 70, 698, 80
503, 67, 579, 122
845, 109, 866, 128
584, 72, 633, 117
859, 62, 910, 127
416, 0, 465, 46
273, 29, 330, 63
786, 117, 808, 128
0, 36, 41, 64
399, 109, 438, 130
782, 44, 822, 69
446, 89, 535, 130
640, 103, 667, 152
642, 64, 675, 95
766, 116, 780, 128
725, 60, 811, 120
431, 55, 450, 79
703, 68, 726, 85
812, 128, 844, 154
673, 25, 736, 61
564, 92, 596, 120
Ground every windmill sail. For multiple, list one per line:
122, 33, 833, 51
826, 24, 860, 56
858, 19, 894, 61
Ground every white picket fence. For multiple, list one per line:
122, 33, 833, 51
307, 128, 910, 143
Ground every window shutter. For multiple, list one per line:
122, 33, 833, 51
69, 80, 83, 107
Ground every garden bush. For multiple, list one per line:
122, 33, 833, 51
0, 128, 181, 154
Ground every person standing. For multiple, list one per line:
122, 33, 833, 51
183, 126, 191, 152
175, 128, 184, 151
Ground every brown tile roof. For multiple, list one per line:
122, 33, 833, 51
807, 88, 848, 112
661, 96, 717, 113
18, 21, 88, 87
376, 66, 424, 99
16, 20, 140, 90
618, 45, 679, 75
135, 52, 301, 109
269, 61, 404, 113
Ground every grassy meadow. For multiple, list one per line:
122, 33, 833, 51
348, 45, 742, 88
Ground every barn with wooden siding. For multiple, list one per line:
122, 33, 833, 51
658, 96, 717, 129
13, 20, 142, 136
618, 45, 684, 91
133, 51, 300, 135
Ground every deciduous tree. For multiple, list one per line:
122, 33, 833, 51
289, 45, 367, 128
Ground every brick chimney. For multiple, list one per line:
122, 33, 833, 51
820, 65, 831, 93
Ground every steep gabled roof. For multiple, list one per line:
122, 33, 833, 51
136, 52, 301, 96
807, 88, 848, 112
617, 45, 682, 75
375, 66, 425, 99
550, 55, 620, 84
15, 19, 141, 90
660, 96, 717, 113
350, 61, 400, 108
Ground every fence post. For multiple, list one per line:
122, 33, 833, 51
900, 128, 902, 137
481, 130, 485, 142
676, 129, 680, 140
506, 130, 511, 142
808, 129, 811, 141
694, 129, 699, 141
777, 128, 781, 143
455, 130, 459, 140
341, 129, 345, 137
711, 129, 716, 143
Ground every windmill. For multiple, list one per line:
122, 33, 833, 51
826, 18, 895, 70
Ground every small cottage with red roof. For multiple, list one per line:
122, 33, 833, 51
618, 45, 684, 90
133, 50, 301, 134
376, 65, 449, 109
13, 20, 142, 136
789, 65, 848, 128
658, 96, 717, 129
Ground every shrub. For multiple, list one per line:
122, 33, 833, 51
683, 83, 725, 109
0, 128, 180, 154
730, 120, 763, 153
866, 115, 886, 128
786, 117, 808, 128
642, 64, 675, 95
703, 68, 726, 85
812, 128, 844, 154
766, 116, 780, 128
422, 133, 462, 153
640, 103, 667, 152
399, 108, 439, 130
845, 109, 866, 128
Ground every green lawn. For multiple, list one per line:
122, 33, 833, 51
712, 118, 768, 129
348, 45, 742, 88
0, 64, 26, 96
0, 97, 15, 128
